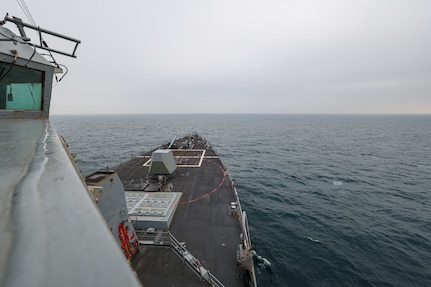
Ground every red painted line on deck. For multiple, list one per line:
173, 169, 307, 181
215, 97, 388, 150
177, 160, 226, 205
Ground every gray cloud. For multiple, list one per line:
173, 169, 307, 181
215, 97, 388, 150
3, 0, 431, 114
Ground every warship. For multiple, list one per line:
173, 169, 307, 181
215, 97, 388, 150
0, 15, 260, 286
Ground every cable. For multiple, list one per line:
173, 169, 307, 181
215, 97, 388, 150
24, 42, 37, 67
2, 9, 70, 84
52, 64, 69, 86
11, 2, 63, 83
0, 67, 5, 80
0, 50, 18, 82
16, 0, 36, 26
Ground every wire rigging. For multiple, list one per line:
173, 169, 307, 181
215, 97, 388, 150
0, 50, 18, 82
16, 0, 36, 26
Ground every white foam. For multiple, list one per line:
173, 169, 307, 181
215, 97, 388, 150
307, 237, 320, 243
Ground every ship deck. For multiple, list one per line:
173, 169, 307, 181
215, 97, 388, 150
114, 134, 250, 287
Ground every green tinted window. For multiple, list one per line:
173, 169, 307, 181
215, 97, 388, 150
0, 63, 44, 111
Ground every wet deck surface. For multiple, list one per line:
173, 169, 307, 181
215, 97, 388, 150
114, 135, 247, 287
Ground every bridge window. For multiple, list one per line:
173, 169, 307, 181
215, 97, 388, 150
0, 62, 44, 111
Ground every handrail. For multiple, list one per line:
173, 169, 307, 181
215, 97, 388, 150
169, 232, 225, 287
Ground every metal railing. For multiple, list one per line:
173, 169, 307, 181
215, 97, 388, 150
2, 14, 80, 58
135, 229, 225, 286
169, 232, 225, 287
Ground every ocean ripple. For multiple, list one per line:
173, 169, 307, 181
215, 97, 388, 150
52, 114, 431, 287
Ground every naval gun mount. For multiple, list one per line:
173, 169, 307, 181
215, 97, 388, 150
145, 149, 177, 192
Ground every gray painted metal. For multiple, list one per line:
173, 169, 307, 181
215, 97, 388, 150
0, 119, 142, 287
1, 15, 80, 119
148, 149, 177, 175
86, 172, 131, 247
125, 191, 182, 229
0, 26, 54, 119
0, 18, 140, 287
0, 26, 54, 66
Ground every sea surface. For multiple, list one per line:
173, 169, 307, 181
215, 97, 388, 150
51, 114, 431, 287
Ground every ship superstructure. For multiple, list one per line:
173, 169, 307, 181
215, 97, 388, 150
1, 15, 258, 287
0, 15, 140, 287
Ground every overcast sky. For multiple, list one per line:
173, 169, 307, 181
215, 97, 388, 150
3, 0, 431, 114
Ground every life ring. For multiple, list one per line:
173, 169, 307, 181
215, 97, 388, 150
119, 222, 139, 260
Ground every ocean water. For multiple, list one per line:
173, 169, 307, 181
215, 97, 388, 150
51, 114, 431, 287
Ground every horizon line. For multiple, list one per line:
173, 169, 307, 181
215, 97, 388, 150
50, 112, 431, 116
